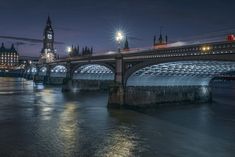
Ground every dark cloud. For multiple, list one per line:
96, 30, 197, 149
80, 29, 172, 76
0, 36, 64, 44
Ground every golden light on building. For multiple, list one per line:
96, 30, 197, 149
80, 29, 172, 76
0, 43, 19, 69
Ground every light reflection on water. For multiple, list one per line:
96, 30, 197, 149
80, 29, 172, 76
96, 126, 137, 157
59, 103, 79, 156
0, 77, 235, 157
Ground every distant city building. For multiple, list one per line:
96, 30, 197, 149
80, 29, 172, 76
68, 45, 93, 57
68, 45, 80, 57
81, 46, 93, 56
153, 33, 168, 48
19, 56, 39, 65
17, 56, 39, 70
0, 43, 19, 69
39, 16, 56, 63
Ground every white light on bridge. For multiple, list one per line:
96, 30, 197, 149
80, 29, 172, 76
67, 47, 72, 53
31, 69, 37, 73
115, 30, 124, 43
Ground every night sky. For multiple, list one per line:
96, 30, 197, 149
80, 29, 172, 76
0, 0, 235, 57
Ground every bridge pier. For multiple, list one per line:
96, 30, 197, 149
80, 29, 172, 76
120, 86, 212, 109
108, 83, 125, 108
62, 62, 74, 92
108, 86, 212, 109
62, 78, 73, 92
108, 54, 125, 108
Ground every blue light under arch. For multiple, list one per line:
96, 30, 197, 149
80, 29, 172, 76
73, 64, 114, 80
50, 65, 67, 78
127, 61, 235, 86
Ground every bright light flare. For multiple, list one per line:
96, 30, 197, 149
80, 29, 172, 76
115, 30, 124, 43
67, 46, 72, 53
202, 46, 211, 51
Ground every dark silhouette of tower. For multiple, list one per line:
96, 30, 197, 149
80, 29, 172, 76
153, 35, 156, 45
123, 37, 129, 51
153, 27, 168, 48
159, 33, 163, 44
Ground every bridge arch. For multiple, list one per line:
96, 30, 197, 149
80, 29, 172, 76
125, 61, 235, 87
124, 53, 235, 85
50, 65, 67, 78
26, 66, 37, 75
38, 66, 47, 76
72, 63, 115, 81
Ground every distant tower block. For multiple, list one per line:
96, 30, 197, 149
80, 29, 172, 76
39, 16, 56, 63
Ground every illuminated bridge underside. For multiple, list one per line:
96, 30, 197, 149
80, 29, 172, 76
127, 61, 235, 86
38, 67, 47, 76
27, 67, 37, 75
73, 64, 114, 80
50, 65, 67, 78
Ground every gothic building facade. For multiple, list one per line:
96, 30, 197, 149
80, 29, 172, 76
68, 45, 93, 57
0, 43, 19, 69
153, 33, 168, 48
39, 16, 56, 63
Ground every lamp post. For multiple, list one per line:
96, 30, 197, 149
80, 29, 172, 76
115, 30, 124, 53
67, 46, 72, 57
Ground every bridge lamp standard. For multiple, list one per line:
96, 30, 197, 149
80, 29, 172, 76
67, 46, 72, 57
115, 30, 124, 52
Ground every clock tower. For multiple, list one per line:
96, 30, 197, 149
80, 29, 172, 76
40, 16, 56, 63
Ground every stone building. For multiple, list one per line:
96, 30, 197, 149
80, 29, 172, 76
39, 16, 56, 63
0, 43, 19, 69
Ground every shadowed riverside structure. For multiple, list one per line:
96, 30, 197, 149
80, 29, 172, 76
23, 40, 235, 108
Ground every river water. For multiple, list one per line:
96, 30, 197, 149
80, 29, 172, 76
0, 77, 235, 157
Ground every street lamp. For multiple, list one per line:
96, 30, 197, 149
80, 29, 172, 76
115, 30, 124, 52
67, 46, 72, 57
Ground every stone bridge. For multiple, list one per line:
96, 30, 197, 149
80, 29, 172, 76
23, 41, 235, 108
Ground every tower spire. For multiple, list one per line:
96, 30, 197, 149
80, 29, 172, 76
159, 34, 163, 44
124, 37, 129, 51
159, 26, 163, 44
47, 16, 51, 25
153, 35, 156, 46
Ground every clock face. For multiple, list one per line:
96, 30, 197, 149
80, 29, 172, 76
47, 34, 52, 39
